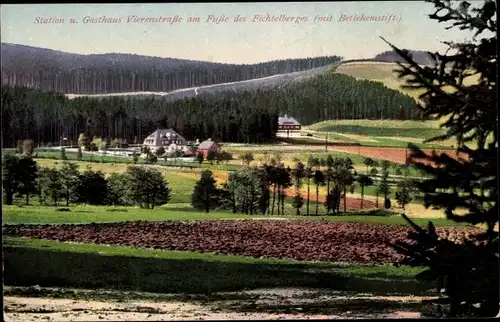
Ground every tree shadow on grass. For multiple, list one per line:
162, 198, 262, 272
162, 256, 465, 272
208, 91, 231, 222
161, 207, 209, 213
215, 298, 430, 316
3, 246, 432, 297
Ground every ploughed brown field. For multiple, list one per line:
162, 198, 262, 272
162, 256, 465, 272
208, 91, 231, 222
283, 190, 377, 209
4, 221, 481, 264
329, 146, 468, 165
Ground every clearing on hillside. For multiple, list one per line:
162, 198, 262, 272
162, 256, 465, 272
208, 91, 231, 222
333, 61, 480, 99
304, 120, 445, 139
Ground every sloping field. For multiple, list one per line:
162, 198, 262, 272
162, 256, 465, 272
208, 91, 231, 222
304, 119, 490, 150
304, 120, 444, 139
305, 120, 441, 131
333, 61, 481, 100
333, 62, 425, 99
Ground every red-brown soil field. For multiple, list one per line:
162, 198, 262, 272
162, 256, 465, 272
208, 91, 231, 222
329, 146, 467, 165
4, 221, 480, 264
283, 191, 377, 210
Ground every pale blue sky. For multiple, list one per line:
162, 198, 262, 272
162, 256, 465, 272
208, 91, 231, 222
1, 2, 478, 64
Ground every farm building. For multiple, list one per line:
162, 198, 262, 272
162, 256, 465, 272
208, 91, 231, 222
197, 138, 220, 157
142, 129, 188, 153
277, 115, 301, 138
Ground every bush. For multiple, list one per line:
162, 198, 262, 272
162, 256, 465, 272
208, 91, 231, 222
22, 139, 36, 156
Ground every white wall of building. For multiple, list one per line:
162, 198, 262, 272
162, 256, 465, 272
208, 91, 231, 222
276, 131, 301, 138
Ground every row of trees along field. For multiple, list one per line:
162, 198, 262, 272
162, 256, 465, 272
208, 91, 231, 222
2, 154, 170, 209
192, 156, 415, 215
3, 152, 417, 215
1, 72, 419, 148
0, 44, 343, 94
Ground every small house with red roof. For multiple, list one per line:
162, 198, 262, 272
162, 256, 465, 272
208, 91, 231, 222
197, 138, 220, 157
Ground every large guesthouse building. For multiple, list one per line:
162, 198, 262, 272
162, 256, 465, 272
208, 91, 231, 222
142, 129, 188, 153
276, 115, 301, 138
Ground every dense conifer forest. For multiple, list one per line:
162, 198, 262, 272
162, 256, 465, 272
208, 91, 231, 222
2, 71, 418, 147
1, 43, 343, 94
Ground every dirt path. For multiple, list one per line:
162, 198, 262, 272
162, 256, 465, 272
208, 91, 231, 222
4, 287, 432, 321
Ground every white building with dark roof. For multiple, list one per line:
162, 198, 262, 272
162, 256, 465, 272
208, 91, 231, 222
277, 115, 301, 138
143, 129, 188, 152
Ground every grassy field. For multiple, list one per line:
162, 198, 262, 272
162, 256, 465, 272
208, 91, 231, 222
302, 119, 454, 149
3, 236, 430, 295
309, 124, 445, 139
2, 204, 468, 227
305, 132, 453, 149
305, 120, 442, 132
334, 62, 481, 100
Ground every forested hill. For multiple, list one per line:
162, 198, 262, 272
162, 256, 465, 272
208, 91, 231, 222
0, 43, 343, 94
2, 72, 419, 147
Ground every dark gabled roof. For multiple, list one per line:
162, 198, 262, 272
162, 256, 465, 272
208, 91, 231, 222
278, 115, 300, 126
144, 128, 187, 145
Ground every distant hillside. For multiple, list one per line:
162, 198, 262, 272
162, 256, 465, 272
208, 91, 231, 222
0, 43, 343, 94
373, 49, 434, 65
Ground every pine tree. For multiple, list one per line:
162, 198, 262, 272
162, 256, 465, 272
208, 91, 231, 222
395, 178, 414, 210
75, 167, 108, 205
191, 169, 219, 213
356, 174, 373, 210
363, 157, 375, 174
313, 169, 325, 215
125, 166, 171, 209
2, 154, 21, 205
384, 0, 498, 317
378, 160, 391, 208
16, 156, 38, 205
106, 173, 130, 206
59, 161, 79, 207
292, 193, 304, 215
